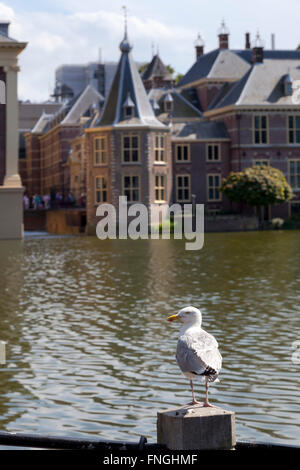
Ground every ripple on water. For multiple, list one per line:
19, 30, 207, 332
0, 232, 299, 445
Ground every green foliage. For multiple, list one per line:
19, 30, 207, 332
174, 73, 183, 86
166, 64, 174, 76
138, 63, 149, 75
220, 165, 293, 207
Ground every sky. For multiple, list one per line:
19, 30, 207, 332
1, 0, 300, 101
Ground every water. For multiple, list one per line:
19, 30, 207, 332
0, 231, 299, 445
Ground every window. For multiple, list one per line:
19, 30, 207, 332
95, 176, 107, 203
176, 144, 190, 162
288, 116, 300, 144
207, 144, 221, 161
254, 115, 268, 144
155, 175, 166, 202
123, 175, 140, 202
154, 134, 165, 162
207, 174, 221, 201
122, 135, 139, 162
176, 175, 191, 202
94, 137, 107, 165
254, 159, 269, 166
164, 101, 173, 113
288, 160, 300, 189
124, 106, 133, 118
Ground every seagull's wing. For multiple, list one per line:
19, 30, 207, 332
176, 330, 222, 376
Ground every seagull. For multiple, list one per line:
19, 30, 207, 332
168, 306, 222, 407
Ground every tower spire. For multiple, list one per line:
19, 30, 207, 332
120, 6, 132, 53
122, 5, 128, 39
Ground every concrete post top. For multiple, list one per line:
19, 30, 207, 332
157, 404, 235, 419
157, 404, 236, 450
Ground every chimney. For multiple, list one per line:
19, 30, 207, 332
252, 31, 264, 63
245, 32, 251, 49
0, 22, 9, 37
194, 33, 204, 60
218, 20, 229, 49
271, 33, 275, 50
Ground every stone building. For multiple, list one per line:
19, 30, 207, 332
85, 29, 171, 232
82, 22, 300, 232
177, 27, 300, 218
23, 20, 300, 233
0, 22, 27, 239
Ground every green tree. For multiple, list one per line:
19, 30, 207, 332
220, 165, 293, 220
174, 73, 183, 86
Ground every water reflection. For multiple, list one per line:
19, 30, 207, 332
0, 231, 299, 444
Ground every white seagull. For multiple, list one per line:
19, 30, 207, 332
168, 306, 222, 407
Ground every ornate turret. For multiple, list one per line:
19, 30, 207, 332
97, 8, 165, 128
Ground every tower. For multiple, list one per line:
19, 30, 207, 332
85, 12, 171, 233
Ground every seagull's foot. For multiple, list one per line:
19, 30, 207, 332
186, 399, 202, 406
203, 401, 214, 408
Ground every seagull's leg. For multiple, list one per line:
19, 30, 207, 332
203, 380, 213, 407
186, 380, 201, 405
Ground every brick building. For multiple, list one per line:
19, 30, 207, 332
82, 23, 300, 231
176, 26, 300, 219
85, 30, 171, 232
24, 21, 300, 232
25, 84, 104, 198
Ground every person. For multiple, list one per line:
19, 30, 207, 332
33, 194, 40, 210
23, 194, 30, 210
43, 194, 50, 210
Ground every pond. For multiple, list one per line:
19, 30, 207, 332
0, 230, 299, 445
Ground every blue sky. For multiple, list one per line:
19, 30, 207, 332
1, 0, 300, 101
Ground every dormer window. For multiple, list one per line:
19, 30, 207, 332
283, 73, 293, 96
123, 92, 135, 119
163, 92, 173, 113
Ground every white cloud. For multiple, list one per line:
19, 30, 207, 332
0, 2, 14, 21
4, 5, 196, 101
1, 0, 299, 101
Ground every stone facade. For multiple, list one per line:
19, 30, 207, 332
0, 66, 5, 186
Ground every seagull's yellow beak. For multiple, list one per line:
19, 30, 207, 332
167, 314, 179, 322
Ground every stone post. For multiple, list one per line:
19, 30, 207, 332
157, 405, 236, 451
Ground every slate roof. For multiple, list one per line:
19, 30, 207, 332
178, 49, 250, 87
178, 48, 300, 88
35, 84, 103, 133
142, 54, 173, 81
148, 88, 202, 120
31, 112, 54, 134
214, 58, 300, 108
97, 33, 166, 129
171, 121, 229, 140
0, 29, 17, 42
61, 84, 103, 124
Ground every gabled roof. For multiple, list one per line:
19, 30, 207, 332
31, 112, 54, 134
142, 54, 173, 81
35, 84, 103, 133
214, 58, 300, 109
178, 48, 300, 89
178, 49, 250, 87
61, 84, 103, 124
148, 88, 202, 121
97, 34, 166, 129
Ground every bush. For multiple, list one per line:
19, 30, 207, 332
220, 165, 293, 208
